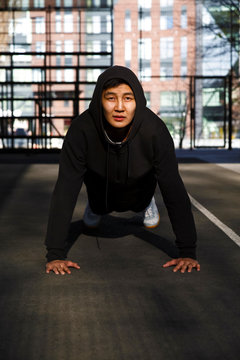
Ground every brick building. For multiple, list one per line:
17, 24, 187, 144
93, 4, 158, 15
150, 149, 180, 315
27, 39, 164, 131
114, 0, 196, 110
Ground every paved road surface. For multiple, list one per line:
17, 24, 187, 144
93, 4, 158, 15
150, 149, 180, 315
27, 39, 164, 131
0, 151, 239, 360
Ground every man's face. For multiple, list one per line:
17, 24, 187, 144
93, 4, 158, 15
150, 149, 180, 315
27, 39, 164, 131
101, 83, 136, 128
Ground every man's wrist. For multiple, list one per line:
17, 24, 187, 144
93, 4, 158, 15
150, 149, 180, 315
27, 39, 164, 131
178, 249, 197, 259
46, 248, 66, 262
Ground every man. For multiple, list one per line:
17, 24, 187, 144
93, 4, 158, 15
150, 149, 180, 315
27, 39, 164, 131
45, 66, 200, 275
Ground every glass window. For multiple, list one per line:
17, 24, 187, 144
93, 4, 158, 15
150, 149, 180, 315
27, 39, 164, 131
56, 11, 61, 33
64, 40, 73, 52
56, 41, 61, 66
86, 41, 93, 57
180, 63, 187, 77
101, 39, 111, 53
160, 91, 186, 138
12, 53, 31, 63
87, 40, 101, 58
93, 16, 101, 33
64, 11, 73, 33
35, 17, 45, 34
160, 0, 173, 6
86, 15, 91, 33
65, 56, 72, 65
139, 67, 151, 81
34, 0, 45, 7
64, 40, 73, 65
86, 69, 101, 82
160, 9, 173, 29
125, 39, 131, 67
13, 0, 29, 7
160, 37, 173, 79
106, 15, 112, 33
181, 6, 187, 28
93, 0, 101, 6
138, 0, 151, 9
64, 69, 74, 82
56, 41, 62, 52
86, 0, 112, 6
180, 37, 187, 77
125, 10, 131, 32
56, 0, 61, 6
160, 37, 173, 59
145, 92, 151, 107
180, 37, 187, 59
36, 41, 45, 58
64, 0, 73, 6
139, 11, 151, 31
160, 0, 173, 30
203, 88, 222, 106
0, 70, 6, 83
160, 91, 186, 108
139, 38, 151, 60
9, 18, 26, 36
77, 12, 80, 33
32, 69, 43, 82
86, 15, 101, 34
56, 56, 61, 66
160, 63, 172, 78
107, 40, 111, 53
93, 41, 101, 58
125, 39, 131, 61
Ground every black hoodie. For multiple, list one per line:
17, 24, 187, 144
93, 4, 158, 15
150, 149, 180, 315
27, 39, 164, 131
45, 66, 197, 262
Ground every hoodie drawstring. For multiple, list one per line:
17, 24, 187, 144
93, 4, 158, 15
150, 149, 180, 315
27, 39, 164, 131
105, 142, 110, 212
96, 236, 101, 250
127, 142, 130, 180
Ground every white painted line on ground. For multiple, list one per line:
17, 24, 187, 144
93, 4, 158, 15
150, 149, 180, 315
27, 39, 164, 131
216, 163, 240, 175
189, 194, 240, 247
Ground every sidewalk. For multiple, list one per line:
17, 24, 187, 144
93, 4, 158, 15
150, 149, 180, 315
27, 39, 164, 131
176, 148, 240, 163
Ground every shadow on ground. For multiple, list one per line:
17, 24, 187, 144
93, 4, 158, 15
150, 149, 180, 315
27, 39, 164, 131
65, 215, 178, 259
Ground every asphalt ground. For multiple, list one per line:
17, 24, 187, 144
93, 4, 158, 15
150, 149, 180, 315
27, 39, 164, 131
0, 149, 240, 360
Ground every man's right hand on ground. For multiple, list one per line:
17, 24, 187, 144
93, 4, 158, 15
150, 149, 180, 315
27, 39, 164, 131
46, 260, 80, 275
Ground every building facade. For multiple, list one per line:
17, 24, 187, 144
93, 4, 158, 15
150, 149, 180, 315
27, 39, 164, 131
114, 0, 196, 146
0, 0, 239, 149
0, 0, 113, 149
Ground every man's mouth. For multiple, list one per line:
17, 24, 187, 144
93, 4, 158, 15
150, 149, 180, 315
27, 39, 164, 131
113, 115, 125, 121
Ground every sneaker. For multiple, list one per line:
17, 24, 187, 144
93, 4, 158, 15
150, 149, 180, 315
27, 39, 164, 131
83, 202, 101, 228
143, 197, 160, 229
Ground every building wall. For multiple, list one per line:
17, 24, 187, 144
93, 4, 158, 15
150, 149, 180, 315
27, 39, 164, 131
0, 2, 113, 149
114, 0, 196, 117
1, 0, 237, 148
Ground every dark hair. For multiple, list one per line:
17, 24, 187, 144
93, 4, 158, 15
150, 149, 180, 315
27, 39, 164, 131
102, 78, 130, 91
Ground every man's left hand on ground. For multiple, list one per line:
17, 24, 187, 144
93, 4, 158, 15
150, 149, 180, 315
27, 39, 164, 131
163, 258, 200, 273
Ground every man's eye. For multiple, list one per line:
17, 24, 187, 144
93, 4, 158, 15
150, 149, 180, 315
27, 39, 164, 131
125, 96, 133, 101
107, 97, 115, 101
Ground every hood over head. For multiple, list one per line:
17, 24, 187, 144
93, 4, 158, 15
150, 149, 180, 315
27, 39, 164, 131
89, 65, 147, 144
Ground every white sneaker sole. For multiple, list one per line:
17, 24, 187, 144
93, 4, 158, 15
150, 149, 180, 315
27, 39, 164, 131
143, 213, 160, 229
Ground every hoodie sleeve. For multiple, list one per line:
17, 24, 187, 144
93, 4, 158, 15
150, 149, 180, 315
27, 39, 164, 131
153, 122, 197, 259
45, 123, 87, 262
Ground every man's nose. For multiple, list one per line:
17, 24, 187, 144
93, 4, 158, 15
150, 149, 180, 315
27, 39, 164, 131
115, 99, 124, 111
